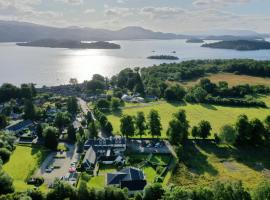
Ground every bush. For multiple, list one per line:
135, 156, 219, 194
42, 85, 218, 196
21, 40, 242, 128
0, 148, 11, 163
253, 181, 270, 200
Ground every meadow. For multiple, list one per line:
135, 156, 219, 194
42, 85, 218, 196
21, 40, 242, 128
107, 101, 270, 138
170, 141, 270, 190
181, 73, 270, 87
3, 145, 49, 192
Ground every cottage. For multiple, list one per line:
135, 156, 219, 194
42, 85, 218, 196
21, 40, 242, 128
106, 167, 147, 193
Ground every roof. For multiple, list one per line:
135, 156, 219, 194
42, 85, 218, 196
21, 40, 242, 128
84, 137, 126, 150
6, 120, 33, 132
83, 146, 97, 166
107, 167, 146, 191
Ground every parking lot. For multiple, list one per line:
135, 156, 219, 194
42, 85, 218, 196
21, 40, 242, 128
127, 139, 171, 154
36, 143, 80, 185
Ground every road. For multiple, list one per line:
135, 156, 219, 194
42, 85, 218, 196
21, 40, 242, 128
77, 97, 109, 138
36, 143, 80, 185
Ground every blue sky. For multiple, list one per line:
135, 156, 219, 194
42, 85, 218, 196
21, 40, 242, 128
0, 0, 269, 33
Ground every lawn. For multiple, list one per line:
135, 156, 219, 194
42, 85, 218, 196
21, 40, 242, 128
3, 145, 49, 192
181, 73, 270, 87
107, 101, 270, 138
170, 141, 270, 190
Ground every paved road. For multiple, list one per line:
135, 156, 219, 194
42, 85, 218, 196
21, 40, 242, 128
77, 97, 109, 138
36, 143, 80, 185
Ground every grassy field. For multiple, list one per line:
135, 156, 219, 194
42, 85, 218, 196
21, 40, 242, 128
170, 141, 270, 190
3, 145, 49, 192
107, 101, 270, 138
181, 73, 270, 87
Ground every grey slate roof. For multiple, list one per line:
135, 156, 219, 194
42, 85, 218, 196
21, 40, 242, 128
107, 167, 146, 191
82, 146, 97, 168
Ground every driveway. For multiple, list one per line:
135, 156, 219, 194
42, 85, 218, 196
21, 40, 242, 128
36, 143, 80, 185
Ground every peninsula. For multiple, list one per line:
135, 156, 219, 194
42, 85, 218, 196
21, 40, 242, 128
202, 40, 270, 51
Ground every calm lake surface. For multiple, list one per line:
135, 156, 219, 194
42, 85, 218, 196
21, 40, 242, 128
1, 39, 270, 86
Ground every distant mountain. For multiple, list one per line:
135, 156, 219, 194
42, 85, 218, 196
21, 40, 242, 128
0, 21, 189, 42
202, 40, 270, 51
0, 20, 267, 42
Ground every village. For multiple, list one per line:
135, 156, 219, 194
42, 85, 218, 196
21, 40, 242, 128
1, 87, 175, 194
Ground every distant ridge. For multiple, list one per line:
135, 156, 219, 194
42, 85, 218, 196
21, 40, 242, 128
0, 20, 266, 42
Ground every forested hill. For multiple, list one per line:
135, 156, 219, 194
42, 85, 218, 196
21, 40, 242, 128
202, 40, 270, 51
16, 39, 121, 49
141, 59, 270, 85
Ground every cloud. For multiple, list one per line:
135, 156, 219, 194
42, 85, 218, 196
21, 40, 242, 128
104, 7, 132, 18
56, 0, 83, 5
140, 7, 186, 19
84, 8, 96, 14
193, 0, 251, 7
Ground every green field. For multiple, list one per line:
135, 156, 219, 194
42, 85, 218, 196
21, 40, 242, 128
3, 145, 49, 192
170, 141, 270, 190
107, 101, 270, 138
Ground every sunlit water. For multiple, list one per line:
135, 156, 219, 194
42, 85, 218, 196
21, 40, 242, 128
1, 39, 270, 86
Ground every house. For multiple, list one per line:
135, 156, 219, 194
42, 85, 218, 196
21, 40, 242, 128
5, 120, 34, 134
84, 136, 126, 151
82, 147, 97, 171
121, 94, 133, 102
106, 167, 147, 193
82, 137, 126, 171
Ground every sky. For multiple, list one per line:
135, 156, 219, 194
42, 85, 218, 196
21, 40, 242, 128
0, 0, 270, 33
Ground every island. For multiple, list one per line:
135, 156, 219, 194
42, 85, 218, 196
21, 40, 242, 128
16, 39, 121, 49
186, 38, 204, 43
201, 40, 270, 51
147, 55, 179, 60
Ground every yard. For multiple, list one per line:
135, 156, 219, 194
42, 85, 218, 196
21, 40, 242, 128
86, 154, 172, 188
3, 145, 50, 192
107, 101, 270, 138
170, 141, 270, 190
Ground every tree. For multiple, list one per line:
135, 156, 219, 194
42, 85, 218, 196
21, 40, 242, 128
219, 124, 237, 144
67, 97, 78, 115
142, 183, 165, 200
111, 98, 121, 111
135, 112, 147, 138
0, 148, 11, 163
67, 124, 76, 143
198, 120, 212, 139
88, 121, 98, 138
253, 181, 270, 200
148, 110, 162, 138
167, 120, 186, 145
46, 179, 77, 200
0, 114, 8, 129
235, 115, 251, 145
0, 170, 14, 194
23, 99, 36, 120
212, 181, 251, 200
104, 121, 113, 135
36, 124, 43, 139
250, 118, 266, 145
192, 126, 199, 139
164, 85, 186, 101
43, 126, 58, 150
96, 99, 110, 111
193, 87, 208, 102
120, 115, 135, 139
55, 112, 71, 133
